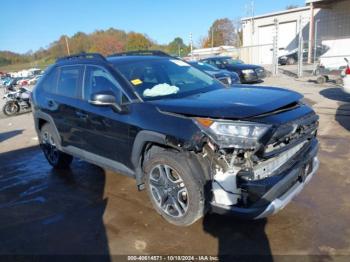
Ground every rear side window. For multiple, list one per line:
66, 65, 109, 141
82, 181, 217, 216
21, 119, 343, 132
37, 67, 58, 92
57, 66, 82, 98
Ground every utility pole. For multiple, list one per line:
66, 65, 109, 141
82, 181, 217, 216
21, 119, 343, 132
272, 18, 279, 76
65, 36, 71, 56
298, 16, 304, 78
190, 32, 193, 59
250, 0, 255, 35
307, 2, 314, 64
314, 19, 320, 64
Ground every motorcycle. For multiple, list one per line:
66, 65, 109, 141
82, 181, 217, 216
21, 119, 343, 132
2, 87, 32, 116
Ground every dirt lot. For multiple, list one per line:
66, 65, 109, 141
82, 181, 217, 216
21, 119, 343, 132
0, 75, 350, 260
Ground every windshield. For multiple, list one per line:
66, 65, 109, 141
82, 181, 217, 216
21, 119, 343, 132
191, 62, 219, 72
221, 58, 244, 65
113, 58, 223, 101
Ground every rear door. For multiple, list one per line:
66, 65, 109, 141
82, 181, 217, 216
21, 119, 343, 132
48, 65, 85, 148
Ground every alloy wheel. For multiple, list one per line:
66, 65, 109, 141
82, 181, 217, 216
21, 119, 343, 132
149, 164, 189, 218
42, 131, 59, 164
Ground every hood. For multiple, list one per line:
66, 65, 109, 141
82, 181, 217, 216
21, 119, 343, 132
150, 86, 303, 119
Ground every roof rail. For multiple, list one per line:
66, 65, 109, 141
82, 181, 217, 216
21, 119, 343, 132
108, 50, 172, 58
56, 52, 106, 63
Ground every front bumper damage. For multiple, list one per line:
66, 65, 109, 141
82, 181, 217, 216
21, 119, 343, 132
209, 138, 319, 219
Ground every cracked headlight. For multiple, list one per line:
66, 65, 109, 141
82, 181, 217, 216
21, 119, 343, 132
195, 118, 271, 149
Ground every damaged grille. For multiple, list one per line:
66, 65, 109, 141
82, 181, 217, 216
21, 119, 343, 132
263, 112, 319, 158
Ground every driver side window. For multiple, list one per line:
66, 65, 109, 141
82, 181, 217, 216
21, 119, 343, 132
84, 66, 123, 103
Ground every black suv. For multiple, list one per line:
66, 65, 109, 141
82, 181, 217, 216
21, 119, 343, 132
32, 51, 319, 226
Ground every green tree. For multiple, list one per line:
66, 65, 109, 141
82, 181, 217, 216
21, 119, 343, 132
167, 37, 190, 57
126, 32, 152, 51
206, 18, 238, 47
70, 32, 91, 54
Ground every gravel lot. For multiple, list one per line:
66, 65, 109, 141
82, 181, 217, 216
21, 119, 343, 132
0, 75, 350, 260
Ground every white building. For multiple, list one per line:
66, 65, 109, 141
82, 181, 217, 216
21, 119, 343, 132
241, 0, 350, 65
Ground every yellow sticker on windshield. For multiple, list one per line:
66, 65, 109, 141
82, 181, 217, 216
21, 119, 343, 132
131, 79, 142, 86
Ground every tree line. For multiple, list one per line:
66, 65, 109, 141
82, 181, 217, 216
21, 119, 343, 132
0, 18, 239, 69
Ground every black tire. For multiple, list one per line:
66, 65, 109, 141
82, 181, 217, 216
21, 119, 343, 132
336, 78, 343, 86
3, 101, 20, 116
144, 150, 206, 226
40, 123, 73, 169
287, 57, 296, 65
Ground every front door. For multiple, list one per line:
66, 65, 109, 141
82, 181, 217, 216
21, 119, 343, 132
78, 65, 131, 164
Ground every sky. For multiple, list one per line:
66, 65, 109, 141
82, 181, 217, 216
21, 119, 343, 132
0, 0, 305, 54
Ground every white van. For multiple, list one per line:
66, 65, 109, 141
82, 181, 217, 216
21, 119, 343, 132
319, 38, 350, 71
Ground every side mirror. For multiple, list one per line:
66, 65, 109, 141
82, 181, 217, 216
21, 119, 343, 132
89, 92, 123, 112
345, 58, 349, 63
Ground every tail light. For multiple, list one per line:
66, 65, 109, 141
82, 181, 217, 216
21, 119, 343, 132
346, 67, 350, 75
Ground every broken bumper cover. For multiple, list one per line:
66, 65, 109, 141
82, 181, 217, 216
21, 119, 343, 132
210, 139, 319, 219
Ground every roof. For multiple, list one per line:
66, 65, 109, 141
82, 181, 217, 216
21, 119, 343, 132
107, 55, 169, 64
241, 6, 310, 21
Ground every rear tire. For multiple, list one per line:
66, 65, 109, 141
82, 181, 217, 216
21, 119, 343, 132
3, 101, 20, 116
317, 76, 326, 84
144, 150, 206, 226
40, 123, 73, 169
336, 78, 343, 85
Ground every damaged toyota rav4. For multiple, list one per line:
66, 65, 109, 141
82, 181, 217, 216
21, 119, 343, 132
32, 51, 319, 226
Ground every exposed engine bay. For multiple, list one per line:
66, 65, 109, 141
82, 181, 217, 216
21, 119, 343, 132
200, 112, 319, 207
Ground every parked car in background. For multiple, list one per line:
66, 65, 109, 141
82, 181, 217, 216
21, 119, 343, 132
278, 44, 329, 66
200, 56, 266, 83
17, 79, 29, 86
188, 61, 240, 86
3, 78, 16, 90
28, 74, 43, 85
32, 51, 319, 226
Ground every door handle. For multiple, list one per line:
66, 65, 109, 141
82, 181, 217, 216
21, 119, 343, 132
75, 111, 88, 119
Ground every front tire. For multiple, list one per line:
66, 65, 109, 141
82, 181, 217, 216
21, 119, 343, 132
40, 123, 73, 169
3, 101, 20, 116
144, 151, 206, 226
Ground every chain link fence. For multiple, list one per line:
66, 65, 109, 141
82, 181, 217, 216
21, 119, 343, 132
240, 9, 350, 82
279, 13, 350, 83
238, 19, 280, 76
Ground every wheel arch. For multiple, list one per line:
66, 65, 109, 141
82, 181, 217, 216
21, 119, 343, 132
131, 130, 183, 188
34, 111, 62, 149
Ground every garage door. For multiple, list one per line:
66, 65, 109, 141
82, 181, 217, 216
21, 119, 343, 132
258, 25, 274, 64
258, 21, 297, 65
279, 21, 297, 50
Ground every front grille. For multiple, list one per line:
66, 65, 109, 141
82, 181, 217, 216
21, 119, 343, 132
263, 113, 319, 158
